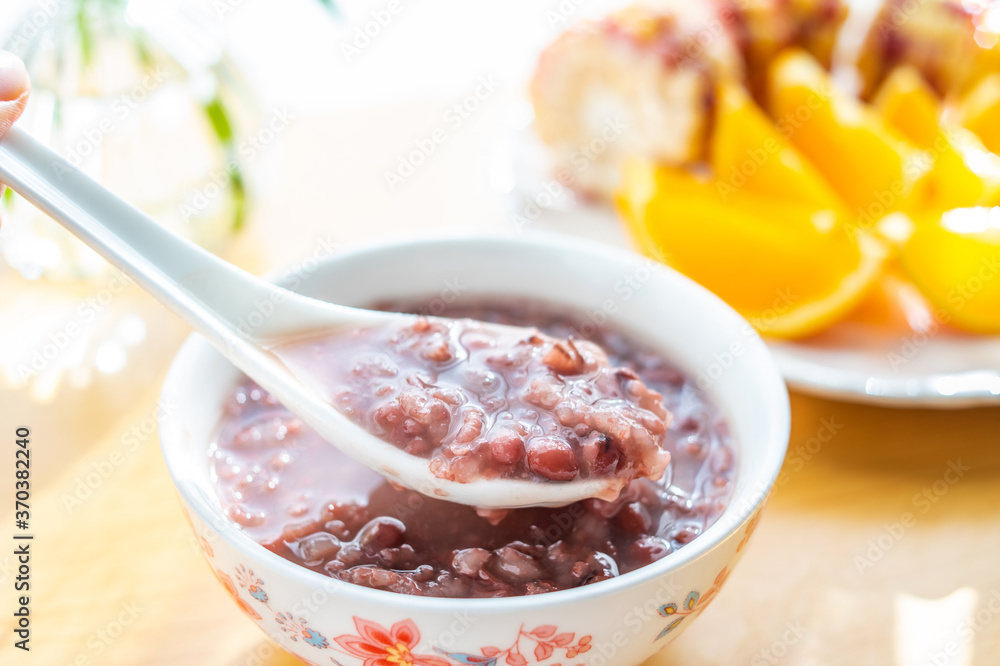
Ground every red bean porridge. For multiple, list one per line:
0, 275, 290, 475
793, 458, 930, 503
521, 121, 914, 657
273, 314, 671, 491
211, 299, 736, 598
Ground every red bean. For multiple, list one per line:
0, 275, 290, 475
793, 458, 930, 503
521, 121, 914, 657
489, 428, 525, 465
615, 502, 652, 534
356, 517, 406, 552
452, 548, 491, 577
298, 532, 342, 564
490, 547, 546, 584
526, 437, 579, 481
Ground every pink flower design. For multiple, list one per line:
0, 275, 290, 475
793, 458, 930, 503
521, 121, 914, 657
435, 624, 591, 665
214, 570, 262, 620
214, 564, 594, 666
737, 510, 763, 553
335, 618, 451, 666
199, 534, 215, 558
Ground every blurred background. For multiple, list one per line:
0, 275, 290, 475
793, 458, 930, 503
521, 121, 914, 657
2, 0, 1000, 665
0, 0, 630, 489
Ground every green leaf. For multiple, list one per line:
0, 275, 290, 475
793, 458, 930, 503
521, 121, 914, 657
201, 96, 248, 230
77, 1, 93, 67
228, 161, 247, 231
204, 96, 234, 144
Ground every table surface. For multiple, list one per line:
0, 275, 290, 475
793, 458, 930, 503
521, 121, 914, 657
2, 98, 1000, 666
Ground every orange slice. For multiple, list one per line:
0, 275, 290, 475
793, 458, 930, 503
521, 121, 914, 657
872, 66, 941, 150
616, 160, 888, 339
842, 265, 936, 335
955, 73, 1000, 155
767, 50, 924, 217
874, 66, 1000, 215
711, 79, 847, 211
900, 206, 1000, 334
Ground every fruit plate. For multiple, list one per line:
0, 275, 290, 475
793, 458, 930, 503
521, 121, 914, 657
493, 117, 1000, 409
766, 328, 1000, 408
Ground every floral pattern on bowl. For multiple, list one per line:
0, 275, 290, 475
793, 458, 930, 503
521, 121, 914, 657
654, 567, 731, 640
209, 553, 599, 666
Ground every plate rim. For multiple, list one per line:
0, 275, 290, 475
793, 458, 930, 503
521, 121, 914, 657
769, 342, 1000, 408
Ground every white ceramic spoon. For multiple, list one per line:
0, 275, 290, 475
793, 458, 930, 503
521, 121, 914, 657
0, 125, 622, 508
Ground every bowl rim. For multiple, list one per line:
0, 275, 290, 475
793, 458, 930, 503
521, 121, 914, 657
160, 230, 791, 612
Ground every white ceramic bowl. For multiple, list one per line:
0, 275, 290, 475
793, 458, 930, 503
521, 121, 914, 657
160, 233, 789, 666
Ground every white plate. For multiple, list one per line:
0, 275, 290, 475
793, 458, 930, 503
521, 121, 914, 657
768, 327, 1000, 408
492, 115, 1000, 408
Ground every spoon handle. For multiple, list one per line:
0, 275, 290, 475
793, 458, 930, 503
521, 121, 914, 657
0, 125, 358, 347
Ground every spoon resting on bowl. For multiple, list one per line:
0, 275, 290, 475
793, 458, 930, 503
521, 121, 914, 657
0, 125, 670, 508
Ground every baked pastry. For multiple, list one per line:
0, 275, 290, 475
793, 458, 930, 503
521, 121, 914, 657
725, 0, 848, 96
529, 2, 742, 199
531, 0, 999, 199
857, 0, 1000, 99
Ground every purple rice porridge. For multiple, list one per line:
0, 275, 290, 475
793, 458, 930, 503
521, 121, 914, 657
272, 313, 672, 492
210, 298, 736, 598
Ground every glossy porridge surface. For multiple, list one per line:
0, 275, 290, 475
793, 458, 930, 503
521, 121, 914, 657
273, 314, 672, 491
211, 298, 735, 598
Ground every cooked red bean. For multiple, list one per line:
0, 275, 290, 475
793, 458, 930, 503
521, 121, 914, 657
489, 428, 526, 466
526, 437, 580, 481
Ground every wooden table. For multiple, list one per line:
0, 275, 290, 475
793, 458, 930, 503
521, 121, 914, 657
2, 107, 1000, 666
